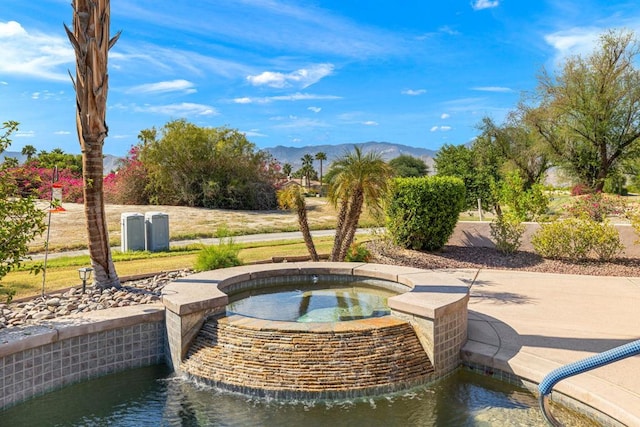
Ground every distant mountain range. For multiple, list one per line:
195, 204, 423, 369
264, 141, 437, 171
2, 142, 437, 173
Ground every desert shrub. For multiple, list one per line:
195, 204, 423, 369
344, 242, 371, 262
194, 238, 242, 271
570, 183, 593, 196
490, 214, 525, 254
495, 172, 549, 221
103, 146, 150, 205
565, 192, 625, 222
532, 218, 623, 261
386, 176, 465, 251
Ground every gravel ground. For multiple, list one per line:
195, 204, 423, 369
366, 242, 640, 277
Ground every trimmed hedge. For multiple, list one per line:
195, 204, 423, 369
386, 176, 466, 251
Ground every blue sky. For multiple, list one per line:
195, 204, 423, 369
1, 0, 639, 157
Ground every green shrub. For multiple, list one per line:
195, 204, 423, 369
532, 218, 623, 261
490, 214, 525, 254
194, 238, 242, 271
386, 176, 466, 251
344, 242, 371, 262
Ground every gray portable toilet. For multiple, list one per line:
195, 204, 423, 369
121, 212, 145, 252
145, 211, 169, 252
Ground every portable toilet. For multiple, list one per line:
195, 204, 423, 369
121, 212, 145, 252
145, 211, 169, 252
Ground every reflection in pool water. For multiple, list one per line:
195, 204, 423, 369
226, 280, 396, 322
0, 366, 597, 427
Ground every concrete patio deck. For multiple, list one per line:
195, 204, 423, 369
447, 269, 640, 427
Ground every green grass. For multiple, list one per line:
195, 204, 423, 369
3, 237, 337, 300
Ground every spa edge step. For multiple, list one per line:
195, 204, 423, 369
182, 315, 435, 396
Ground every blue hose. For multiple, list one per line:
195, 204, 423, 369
538, 339, 640, 426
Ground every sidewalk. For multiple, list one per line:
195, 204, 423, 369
451, 269, 640, 426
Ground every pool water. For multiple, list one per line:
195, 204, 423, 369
0, 365, 598, 426
226, 281, 395, 322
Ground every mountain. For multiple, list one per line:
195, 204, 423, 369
264, 141, 437, 170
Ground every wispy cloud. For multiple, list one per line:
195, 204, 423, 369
441, 113, 450, 119
401, 89, 426, 96
15, 130, 36, 138
54, 130, 70, 135
308, 106, 322, 113
127, 79, 197, 95
430, 126, 452, 132
272, 117, 329, 129
472, 86, 513, 92
362, 121, 379, 126
544, 27, 602, 65
232, 92, 342, 104
472, 0, 500, 11
0, 20, 73, 81
136, 102, 218, 116
242, 129, 267, 137
247, 64, 334, 89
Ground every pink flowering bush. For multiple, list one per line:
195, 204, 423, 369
565, 192, 626, 222
5, 165, 84, 203
103, 146, 150, 205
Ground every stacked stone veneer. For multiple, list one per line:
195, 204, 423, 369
0, 305, 165, 410
162, 262, 470, 397
183, 314, 434, 399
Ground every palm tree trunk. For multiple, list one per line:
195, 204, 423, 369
330, 197, 349, 261
297, 205, 319, 261
66, 0, 121, 289
337, 191, 364, 261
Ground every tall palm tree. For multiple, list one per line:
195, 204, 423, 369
301, 153, 315, 188
315, 151, 327, 195
277, 185, 318, 261
327, 147, 393, 261
65, 0, 121, 289
21, 145, 37, 161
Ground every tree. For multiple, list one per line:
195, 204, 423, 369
282, 163, 292, 179
326, 147, 393, 261
529, 29, 640, 191
389, 154, 429, 177
65, 0, 121, 289
277, 186, 318, 261
0, 122, 46, 291
35, 149, 83, 175
300, 153, 315, 188
139, 119, 278, 210
21, 144, 36, 161
315, 152, 327, 194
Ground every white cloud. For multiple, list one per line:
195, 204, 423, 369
472, 86, 513, 92
242, 129, 267, 137
472, 0, 500, 11
0, 21, 73, 81
247, 64, 334, 89
401, 89, 426, 96
544, 28, 601, 65
232, 92, 341, 104
128, 79, 197, 94
362, 121, 379, 126
32, 92, 40, 100
136, 102, 218, 116
54, 130, 71, 135
273, 117, 329, 129
441, 113, 450, 119
308, 106, 322, 113
15, 130, 36, 138
430, 126, 452, 132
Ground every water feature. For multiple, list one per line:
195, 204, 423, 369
226, 277, 397, 322
0, 365, 597, 426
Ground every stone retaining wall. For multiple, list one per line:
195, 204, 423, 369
0, 305, 165, 410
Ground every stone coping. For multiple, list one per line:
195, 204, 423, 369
0, 304, 165, 358
162, 262, 470, 320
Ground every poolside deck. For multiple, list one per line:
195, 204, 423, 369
452, 269, 640, 427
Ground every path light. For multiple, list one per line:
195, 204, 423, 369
78, 267, 94, 293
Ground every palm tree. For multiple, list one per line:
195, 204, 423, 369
327, 147, 393, 261
277, 185, 319, 261
65, 0, 121, 289
21, 144, 36, 161
315, 151, 327, 195
282, 163, 292, 179
300, 153, 315, 188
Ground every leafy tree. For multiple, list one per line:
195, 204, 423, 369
35, 149, 83, 176
0, 121, 46, 294
3, 156, 19, 168
139, 119, 278, 210
389, 154, 429, 177
528, 29, 640, 191
65, 0, 121, 289
315, 151, 327, 194
282, 163, 292, 178
326, 147, 393, 261
434, 143, 499, 213
21, 144, 37, 161
277, 185, 318, 261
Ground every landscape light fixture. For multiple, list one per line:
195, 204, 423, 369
78, 267, 94, 293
